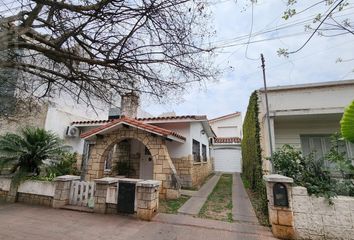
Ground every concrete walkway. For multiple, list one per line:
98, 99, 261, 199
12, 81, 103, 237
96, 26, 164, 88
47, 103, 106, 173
177, 173, 221, 215
232, 173, 259, 224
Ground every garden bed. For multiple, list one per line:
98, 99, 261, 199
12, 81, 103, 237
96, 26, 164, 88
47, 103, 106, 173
198, 174, 233, 222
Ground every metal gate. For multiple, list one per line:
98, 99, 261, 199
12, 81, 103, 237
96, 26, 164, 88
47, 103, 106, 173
117, 182, 136, 214
69, 181, 95, 207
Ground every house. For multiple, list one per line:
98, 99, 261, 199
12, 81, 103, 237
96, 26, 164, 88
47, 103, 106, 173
209, 112, 243, 172
258, 79, 354, 173
71, 93, 215, 199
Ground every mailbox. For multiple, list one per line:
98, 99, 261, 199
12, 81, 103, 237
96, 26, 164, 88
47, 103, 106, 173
273, 183, 288, 207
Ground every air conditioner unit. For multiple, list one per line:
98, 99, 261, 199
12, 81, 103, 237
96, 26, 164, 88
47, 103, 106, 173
66, 126, 80, 137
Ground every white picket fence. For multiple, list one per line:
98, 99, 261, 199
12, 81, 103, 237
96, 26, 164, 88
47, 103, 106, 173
69, 181, 95, 207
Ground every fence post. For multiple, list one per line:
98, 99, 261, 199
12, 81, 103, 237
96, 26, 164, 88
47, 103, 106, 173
93, 177, 120, 214
53, 175, 80, 208
263, 174, 296, 239
136, 180, 161, 221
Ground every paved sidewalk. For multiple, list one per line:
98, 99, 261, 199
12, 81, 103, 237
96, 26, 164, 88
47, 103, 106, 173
177, 173, 221, 216
0, 203, 278, 240
232, 173, 259, 224
154, 213, 274, 238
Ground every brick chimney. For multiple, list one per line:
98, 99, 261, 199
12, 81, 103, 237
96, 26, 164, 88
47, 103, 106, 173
121, 92, 139, 118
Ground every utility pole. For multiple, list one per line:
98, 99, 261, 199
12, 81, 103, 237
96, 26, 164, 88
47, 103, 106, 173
261, 54, 274, 169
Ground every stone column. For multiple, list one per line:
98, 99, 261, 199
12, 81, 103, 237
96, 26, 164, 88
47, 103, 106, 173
93, 177, 120, 214
263, 174, 296, 240
52, 175, 80, 208
136, 180, 161, 221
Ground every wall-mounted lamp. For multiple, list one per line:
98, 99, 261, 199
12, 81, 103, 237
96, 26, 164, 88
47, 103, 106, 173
200, 130, 205, 135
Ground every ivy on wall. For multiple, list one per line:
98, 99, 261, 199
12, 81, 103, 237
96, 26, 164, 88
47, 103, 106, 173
241, 91, 262, 191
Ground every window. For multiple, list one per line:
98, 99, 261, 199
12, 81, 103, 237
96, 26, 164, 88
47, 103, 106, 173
300, 135, 354, 169
202, 144, 207, 162
192, 139, 201, 162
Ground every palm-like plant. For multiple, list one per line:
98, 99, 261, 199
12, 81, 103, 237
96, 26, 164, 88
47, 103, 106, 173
0, 127, 68, 181
341, 100, 354, 143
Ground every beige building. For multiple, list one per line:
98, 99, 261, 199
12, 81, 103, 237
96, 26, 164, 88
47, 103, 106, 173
258, 79, 354, 173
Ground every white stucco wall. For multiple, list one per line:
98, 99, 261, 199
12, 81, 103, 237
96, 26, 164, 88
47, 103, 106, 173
17, 180, 56, 197
156, 122, 191, 158
0, 177, 11, 191
153, 121, 210, 158
259, 82, 354, 115
44, 98, 109, 153
258, 81, 354, 172
209, 114, 243, 138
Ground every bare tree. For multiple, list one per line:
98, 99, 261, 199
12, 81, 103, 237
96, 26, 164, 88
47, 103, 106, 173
0, 0, 215, 109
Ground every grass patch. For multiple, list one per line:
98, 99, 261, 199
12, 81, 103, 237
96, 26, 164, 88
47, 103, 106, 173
198, 174, 233, 222
241, 175, 270, 226
182, 173, 215, 191
159, 195, 190, 214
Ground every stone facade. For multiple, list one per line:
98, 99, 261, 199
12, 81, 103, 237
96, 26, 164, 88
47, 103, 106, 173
136, 181, 160, 221
17, 193, 53, 207
264, 174, 296, 240
86, 127, 180, 199
292, 186, 354, 240
0, 190, 8, 201
53, 175, 80, 208
265, 174, 354, 240
172, 155, 212, 188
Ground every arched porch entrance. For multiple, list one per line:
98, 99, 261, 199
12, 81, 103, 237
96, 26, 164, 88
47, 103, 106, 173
102, 138, 154, 180
81, 118, 183, 199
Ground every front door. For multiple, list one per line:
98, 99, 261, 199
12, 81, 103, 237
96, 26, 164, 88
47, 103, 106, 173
139, 146, 153, 180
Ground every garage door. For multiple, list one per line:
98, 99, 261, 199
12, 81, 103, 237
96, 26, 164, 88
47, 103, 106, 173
213, 148, 242, 173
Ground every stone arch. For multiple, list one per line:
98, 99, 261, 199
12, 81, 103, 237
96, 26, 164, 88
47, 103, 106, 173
85, 127, 181, 199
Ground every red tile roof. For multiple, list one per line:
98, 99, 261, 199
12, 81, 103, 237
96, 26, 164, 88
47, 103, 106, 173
137, 115, 207, 121
72, 119, 114, 125
72, 115, 208, 126
80, 117, 186, 141
209, 112, 241, 122
213, 137, 241, 144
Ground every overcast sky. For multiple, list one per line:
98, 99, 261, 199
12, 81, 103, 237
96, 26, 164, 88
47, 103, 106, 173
141, 0, 354, 119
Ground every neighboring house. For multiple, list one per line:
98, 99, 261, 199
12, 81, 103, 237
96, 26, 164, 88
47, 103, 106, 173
209, 112, 243, 173
258, 79, 354, 173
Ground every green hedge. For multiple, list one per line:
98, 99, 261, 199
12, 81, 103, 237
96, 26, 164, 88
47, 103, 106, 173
241, 91, 268, 222
242, 91, 262, 191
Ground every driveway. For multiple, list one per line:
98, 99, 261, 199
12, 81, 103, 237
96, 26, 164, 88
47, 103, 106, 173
0, 203, 277, 240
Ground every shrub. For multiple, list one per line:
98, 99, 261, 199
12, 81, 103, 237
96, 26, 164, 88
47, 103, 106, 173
43, 152, 79, 178
272, 141, 354, 202
271, 145, 304, 184
0, 127, 69, 183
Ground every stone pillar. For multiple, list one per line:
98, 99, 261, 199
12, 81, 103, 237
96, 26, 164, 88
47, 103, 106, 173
94, 177, 120, 214
136, 180, 160, 221
52, 175, 80, 208
263, 174, 296, 240
6, 181, 18, 203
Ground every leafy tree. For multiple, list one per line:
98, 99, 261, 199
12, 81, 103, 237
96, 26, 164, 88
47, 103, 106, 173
0, 127, 69, 182
0, 0, 216, 108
